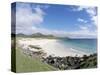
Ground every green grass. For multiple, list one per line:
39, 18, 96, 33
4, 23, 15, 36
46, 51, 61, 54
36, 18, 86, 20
15, 46, 57, 73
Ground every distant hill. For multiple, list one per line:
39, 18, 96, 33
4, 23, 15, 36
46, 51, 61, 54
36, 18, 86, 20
30, 33, 58, 39
12, 32, 70, 39
30, 33, 46, 37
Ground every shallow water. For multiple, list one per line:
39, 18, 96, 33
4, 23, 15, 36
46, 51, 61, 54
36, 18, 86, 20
58, 39, 97, 54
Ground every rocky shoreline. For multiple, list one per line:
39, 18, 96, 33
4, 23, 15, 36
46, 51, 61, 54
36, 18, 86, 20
42, 53, 97, 70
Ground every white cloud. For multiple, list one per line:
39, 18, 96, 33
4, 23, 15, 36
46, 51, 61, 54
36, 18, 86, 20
85, 7, 96, 17
85, 7, 97, 27
72, 6, 96, 15
71, 6, 97, 38
72, 6, 97, 27
36, 4, 50, 9
34, 7, 45, 16
67, 30, 97, 38
79, 26, 88, 30
77, 18, 87, 23
34, 27, 97, 38
16, 3, 45, 34
91, 15, 98, 27
72, 6, 88, 11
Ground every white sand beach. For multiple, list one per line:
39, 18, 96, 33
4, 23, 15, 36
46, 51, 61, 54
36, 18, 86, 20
17, 38, 88, 57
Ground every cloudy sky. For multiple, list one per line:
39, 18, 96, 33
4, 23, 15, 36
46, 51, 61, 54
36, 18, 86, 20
12, 2, 97, 38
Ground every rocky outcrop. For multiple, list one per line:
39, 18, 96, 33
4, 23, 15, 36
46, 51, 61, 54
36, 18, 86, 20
42, 53, 97, 70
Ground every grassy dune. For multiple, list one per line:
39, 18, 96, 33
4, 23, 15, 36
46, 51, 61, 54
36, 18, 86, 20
15, 46, 57, 73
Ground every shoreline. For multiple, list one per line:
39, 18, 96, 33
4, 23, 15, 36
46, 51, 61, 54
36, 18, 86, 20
17, 38, 94, 57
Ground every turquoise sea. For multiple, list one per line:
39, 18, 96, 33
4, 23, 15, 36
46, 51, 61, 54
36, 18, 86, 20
58, 39, 97, 54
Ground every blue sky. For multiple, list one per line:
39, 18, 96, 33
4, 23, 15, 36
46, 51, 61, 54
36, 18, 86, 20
12, 2, 97, 38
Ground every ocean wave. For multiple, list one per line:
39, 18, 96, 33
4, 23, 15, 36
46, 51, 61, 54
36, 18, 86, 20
70, 48, 88, 55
